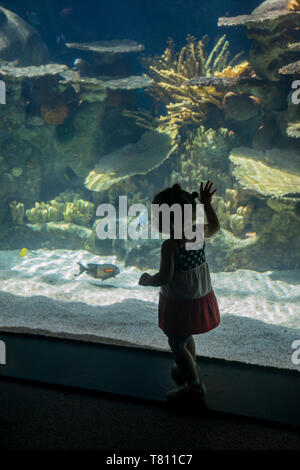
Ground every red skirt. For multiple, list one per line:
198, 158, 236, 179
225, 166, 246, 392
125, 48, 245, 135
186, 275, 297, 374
158, 288, 220, 336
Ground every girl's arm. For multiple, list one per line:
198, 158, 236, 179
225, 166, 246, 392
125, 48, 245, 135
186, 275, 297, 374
138, 239, 176, 287
198, 181, 220, 238
204, 201, 220, 238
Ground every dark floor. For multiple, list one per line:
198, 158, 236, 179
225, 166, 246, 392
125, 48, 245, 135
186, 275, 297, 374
0, 378, 299, 451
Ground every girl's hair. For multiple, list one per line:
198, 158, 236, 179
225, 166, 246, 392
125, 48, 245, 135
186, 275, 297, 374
152, 183, 198, 235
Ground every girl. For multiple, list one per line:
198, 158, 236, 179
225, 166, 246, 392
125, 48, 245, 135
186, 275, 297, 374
139, 181, 221, 402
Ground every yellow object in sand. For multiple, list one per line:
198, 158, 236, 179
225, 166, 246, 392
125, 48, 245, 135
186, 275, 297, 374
19, 248, 29, 257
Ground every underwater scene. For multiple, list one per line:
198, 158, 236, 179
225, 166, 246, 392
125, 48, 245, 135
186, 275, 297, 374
0, 0, 299, 370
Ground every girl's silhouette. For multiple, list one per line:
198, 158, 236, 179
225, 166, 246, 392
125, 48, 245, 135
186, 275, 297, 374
139, 181, 221, 403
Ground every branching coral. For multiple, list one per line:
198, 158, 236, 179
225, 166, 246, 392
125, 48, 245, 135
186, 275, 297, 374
140, 35, 248, 137
288, 0, 300, 11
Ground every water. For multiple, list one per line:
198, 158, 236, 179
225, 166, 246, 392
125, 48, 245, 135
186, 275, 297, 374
0, 0, 299, 370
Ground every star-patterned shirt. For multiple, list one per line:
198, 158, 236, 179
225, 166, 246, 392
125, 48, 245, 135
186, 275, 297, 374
175, 240, 206, 271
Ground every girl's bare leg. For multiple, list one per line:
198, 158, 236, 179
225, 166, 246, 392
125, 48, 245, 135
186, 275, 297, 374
168, 338, 198, 384
186, 336, 196, 361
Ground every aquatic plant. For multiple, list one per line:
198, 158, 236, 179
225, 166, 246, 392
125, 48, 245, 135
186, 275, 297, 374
141, 35, 248, 137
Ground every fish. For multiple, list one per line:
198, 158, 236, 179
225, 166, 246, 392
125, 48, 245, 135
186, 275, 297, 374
19, 248, 29, 258
26, 11, 40, 26
77, 262, 120, 281
59, 7, 74, 18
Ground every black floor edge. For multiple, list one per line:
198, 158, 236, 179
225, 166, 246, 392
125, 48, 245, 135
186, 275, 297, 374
0, 331, 299, 428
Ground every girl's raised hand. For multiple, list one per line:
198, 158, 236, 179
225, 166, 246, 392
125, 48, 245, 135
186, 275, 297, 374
199, 181, 217, 204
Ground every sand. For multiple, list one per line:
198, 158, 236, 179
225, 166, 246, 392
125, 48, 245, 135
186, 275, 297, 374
0, 249, 299, 371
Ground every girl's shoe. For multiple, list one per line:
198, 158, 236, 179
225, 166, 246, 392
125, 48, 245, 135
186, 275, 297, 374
166, 382, 207, 402
171, 363, 202, 386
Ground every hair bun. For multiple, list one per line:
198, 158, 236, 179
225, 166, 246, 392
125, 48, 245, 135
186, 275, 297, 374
172, 183, 182, 192
192, 191, 198, 199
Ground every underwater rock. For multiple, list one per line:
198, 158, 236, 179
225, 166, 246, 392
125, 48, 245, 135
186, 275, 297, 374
0, 7, 49, 66
218, 0, 300, 82
66, 40, 145, 55
229, 147, 300, 198
0, 64, 68, 81
85, 131, 174, 192
223, 92, 262, 121
59, 70, 152, 103
41, 103, 69, 125
53, 101, 106, 179
218, 0, 300, 28
252, 117, 279, 149
279, 60, 300, 75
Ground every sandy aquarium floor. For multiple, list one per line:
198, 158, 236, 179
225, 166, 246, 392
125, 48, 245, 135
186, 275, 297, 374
0, 249, 299, 371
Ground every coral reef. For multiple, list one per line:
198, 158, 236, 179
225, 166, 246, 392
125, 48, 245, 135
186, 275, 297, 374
10, 201, 24, 224
141, 35, 248, 137
218, 0, 300, 82
25, 192, 95, 226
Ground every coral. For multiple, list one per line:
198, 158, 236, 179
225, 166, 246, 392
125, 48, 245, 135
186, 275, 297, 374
287, 121, 300, 138
10, 201, 24, 224
63, 199, 94, 225
229, 147, 300, 197
11, 167, 23, 178
191, 126, 237, 166
41, 102, 69, 125
229, 214, 245, 236
25, 192, 94, 226
141, 35, 247, 137
218, 0, 300, 81
85, 130, 174, 192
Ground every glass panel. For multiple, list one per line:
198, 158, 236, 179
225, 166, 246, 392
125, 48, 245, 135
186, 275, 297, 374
0, 0, 299, 372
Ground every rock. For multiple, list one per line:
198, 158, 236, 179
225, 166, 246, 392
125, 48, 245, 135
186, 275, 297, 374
0, 7, 49, 66
223, 92, 261, 121
66, 40, 144, 55
85, 131, 174, 192
218, 0, 300, 81
229, 146, 300, 198
279, 60, 300, 75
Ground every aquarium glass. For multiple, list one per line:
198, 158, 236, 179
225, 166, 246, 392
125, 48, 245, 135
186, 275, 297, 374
0, 0, 299, 371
